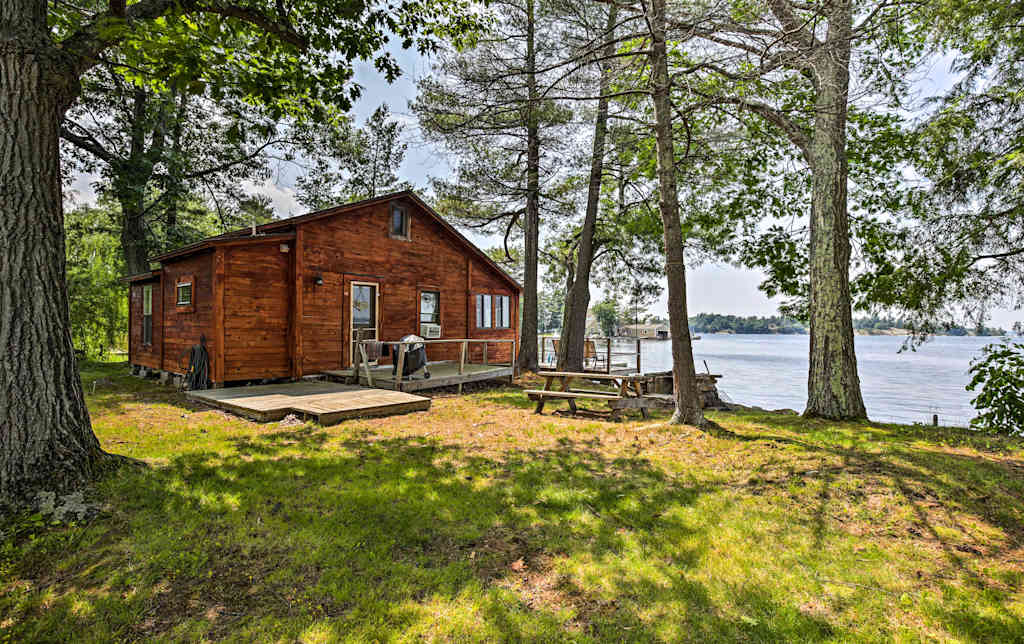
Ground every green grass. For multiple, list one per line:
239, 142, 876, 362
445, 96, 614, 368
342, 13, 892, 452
2, 361, 1023, 642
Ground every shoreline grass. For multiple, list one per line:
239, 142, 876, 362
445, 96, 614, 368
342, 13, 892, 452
2, 360, 1022, 642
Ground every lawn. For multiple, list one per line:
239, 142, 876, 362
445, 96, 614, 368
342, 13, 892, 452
2, 361, 1023, 642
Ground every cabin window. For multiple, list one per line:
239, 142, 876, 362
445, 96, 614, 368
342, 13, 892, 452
142, 284, 153, 345
495, 295, 511, 329
475, 294, 492, 328
420, 291, 440, 324
390, 204, 410, 239
176, 281, 192, 306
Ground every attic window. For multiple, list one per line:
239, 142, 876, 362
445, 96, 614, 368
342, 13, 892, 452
390, 204, 410, 239
176, 281, 192, 306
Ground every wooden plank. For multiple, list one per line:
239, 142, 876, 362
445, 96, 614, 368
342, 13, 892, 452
395, 367, 513, 391
608, 397, 654, 409
537, 371, 631, 381
524, 390, 621, 400
186, 381, 430, 424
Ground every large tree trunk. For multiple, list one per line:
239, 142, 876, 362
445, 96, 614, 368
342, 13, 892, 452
804, 0, 867, 420
647, 0, 704, 426
518, 0, 541, 372
558, 5, 617, 372
1, 0, 105, 510
119, 200, 150, 276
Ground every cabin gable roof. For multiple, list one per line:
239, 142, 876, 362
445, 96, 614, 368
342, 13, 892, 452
146, 191, 520, 291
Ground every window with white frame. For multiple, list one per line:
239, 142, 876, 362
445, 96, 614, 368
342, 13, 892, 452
142, 284, 153, 345
420, 290, 440, 324
475, 294, 492, 328
495, 295, 511, 329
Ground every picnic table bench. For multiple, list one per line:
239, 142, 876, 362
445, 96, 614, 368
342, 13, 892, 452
524, 371, 651, 421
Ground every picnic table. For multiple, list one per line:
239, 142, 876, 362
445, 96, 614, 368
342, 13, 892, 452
524, 371, 651, 421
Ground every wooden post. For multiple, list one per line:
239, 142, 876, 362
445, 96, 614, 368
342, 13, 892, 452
606, 337, 612, 374
360, 343, 374, 387
511, 339, 517, 382
483, 342, 488, 365
636, 338, 642, 375
352, 340, 360, 385
395, 344, 406, 391
458, 340, 466, 394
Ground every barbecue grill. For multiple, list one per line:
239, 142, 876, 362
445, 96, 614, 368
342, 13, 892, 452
393, 334, 430, 379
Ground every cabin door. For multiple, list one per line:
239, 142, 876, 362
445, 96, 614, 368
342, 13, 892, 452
350, 281, 380, 366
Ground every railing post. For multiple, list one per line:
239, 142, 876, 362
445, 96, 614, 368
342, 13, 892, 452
459, 340, 466, 375
636, 338, 642, 374
395, 344, 406, 391
606, 337, 612, 374
483, 342, 488, 365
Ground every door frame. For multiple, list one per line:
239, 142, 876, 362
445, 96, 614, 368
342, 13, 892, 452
348, 280, 380, 367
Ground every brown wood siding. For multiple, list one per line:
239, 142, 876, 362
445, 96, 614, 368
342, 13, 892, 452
128, 279, 162, 369
299, 198, 518, 372
138, 195, 518, 380
222, 244, 291, 380
466, 264, 518, 364
160, 251, 215, 375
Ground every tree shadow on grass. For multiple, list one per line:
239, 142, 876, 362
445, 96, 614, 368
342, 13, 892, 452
5, 433, 840, 642
229, 427, 330, 455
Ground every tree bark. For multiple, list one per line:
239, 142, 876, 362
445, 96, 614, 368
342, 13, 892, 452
646, 0, 704, 426
804, 0, 867, 420
558, 4, 617, 372
1, 0, 105, 509
518, 0, 541, 373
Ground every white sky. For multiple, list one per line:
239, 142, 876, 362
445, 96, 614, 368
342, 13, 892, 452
67, 44, 1021, 329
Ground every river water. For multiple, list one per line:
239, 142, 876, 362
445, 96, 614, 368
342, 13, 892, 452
606, 334, 1003, 426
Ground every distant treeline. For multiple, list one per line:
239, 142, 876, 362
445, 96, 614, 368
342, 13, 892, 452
688, 313, 806, 335
689, 313, 1008, 336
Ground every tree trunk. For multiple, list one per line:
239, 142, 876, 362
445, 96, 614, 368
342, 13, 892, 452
518, 0, 541, 373
110, 88, 157, 275
1, 0, 105, 509
558, 4, 617, 372
804, 0, 867, 420
646, 0, 704, 426
119, 200, 150, 276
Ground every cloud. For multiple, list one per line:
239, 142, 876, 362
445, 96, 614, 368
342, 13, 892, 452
240, 178, 303, 219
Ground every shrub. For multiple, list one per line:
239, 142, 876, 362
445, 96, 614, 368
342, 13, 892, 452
967, 340, 1024, 435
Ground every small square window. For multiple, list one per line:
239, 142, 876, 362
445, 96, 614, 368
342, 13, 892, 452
390, 205, 409, 239
176, 282, 192, 306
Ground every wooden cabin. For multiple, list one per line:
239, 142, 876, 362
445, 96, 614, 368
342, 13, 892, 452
126, 191, 521, 386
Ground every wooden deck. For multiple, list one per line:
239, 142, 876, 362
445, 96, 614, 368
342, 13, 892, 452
187, 381, 431, 424
325, 361, 514, 392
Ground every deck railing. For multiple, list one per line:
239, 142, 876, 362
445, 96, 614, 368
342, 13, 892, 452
538, 336, 642, 374
355, 337, 517, 390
